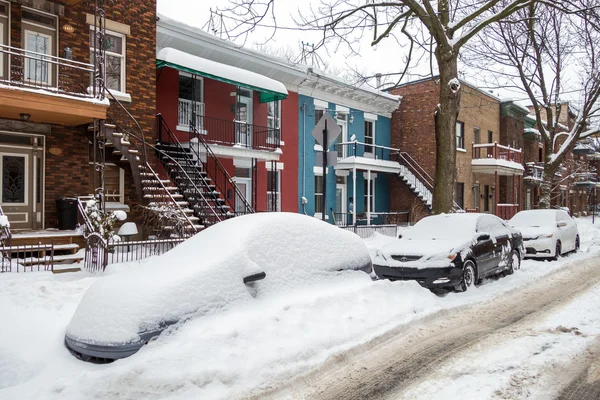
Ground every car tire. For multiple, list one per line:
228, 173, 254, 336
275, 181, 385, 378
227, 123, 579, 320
458, 260, 477, 292
507, 250, 520, 274
553, 241, 562, 261
575, 236, 580, 252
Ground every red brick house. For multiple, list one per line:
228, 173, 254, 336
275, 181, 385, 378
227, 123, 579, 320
0, 0, 157, 234
388, 77, 524, 220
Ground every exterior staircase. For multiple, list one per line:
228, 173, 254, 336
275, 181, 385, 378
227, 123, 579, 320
395, 152, 462, 212
86, 90, 254, 238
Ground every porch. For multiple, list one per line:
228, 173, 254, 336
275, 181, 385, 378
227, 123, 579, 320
471, 143, 524, 220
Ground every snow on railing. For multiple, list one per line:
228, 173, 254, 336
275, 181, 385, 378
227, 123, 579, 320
472, 142, 522, 163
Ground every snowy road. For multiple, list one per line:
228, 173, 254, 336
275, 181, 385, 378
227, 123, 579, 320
265, 255, 600, 400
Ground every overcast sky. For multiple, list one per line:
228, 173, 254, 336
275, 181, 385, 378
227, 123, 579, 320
157, 0, 438, 91
156, 1, 579, 106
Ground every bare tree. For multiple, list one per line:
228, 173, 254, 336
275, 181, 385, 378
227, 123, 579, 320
465, 1, 600, 208
215, 0, 545, 213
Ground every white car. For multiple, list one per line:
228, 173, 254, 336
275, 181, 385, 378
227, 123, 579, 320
508, 209, 579, 259
64, 213, 372, 361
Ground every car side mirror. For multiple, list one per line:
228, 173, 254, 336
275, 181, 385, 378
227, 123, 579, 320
557, 221, 567, 228
244, 272, 266, 284
477, 234, 490, 241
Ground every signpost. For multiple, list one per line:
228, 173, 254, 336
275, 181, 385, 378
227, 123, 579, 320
312, 112, 342, 220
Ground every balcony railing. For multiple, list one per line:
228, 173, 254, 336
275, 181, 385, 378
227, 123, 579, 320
472, 143, 522, 164
0, 44, 96, 99
178, 99, 205, 129
180, 114, 280, 151
334, 141, 394, 161
524, 162, 544, 181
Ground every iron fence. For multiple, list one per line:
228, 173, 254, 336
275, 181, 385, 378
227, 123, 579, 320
0, 242, 55, 273
84, 232, 185, 272
341, 224, 399, 239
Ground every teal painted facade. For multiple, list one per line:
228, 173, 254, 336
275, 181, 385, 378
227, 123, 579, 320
297, 95, 393, 222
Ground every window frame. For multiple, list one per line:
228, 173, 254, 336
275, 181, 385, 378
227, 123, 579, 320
488, 130, 494, 144
456, 121, 465, 150
0, 1, 8, 79
314, 174, 323, 215
267, 100, 281, 144
364, 119, 375, 154
473, 127, 480, 145
89, 27, 126, 93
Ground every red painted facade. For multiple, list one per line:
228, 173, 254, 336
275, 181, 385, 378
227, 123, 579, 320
156, 66, 298, 213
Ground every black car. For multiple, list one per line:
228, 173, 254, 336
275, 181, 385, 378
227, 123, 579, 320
373, 213, 524, 291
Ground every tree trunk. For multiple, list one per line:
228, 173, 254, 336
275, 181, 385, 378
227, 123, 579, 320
432, 47, 461, 214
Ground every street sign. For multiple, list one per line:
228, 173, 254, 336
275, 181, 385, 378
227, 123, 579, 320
312, 112, 342, 150
315, 151, 338, 167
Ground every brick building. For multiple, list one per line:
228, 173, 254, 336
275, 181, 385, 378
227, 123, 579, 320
388, 77, 524, 220
0, 0, 156, 232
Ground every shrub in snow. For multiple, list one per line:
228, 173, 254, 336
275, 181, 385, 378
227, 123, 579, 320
84, 200, 126, 241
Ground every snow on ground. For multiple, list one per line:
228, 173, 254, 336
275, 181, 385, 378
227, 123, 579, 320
399, 277, 600, 400
0, 218, 599, 399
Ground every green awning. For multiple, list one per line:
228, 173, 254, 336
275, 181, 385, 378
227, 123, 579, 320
157, 48, 288, 103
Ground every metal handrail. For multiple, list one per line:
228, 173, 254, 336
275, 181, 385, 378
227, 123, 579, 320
76, 197, 95, 234
0, 204, 12, 247
0, 44, 96, 98
187, 121, 254, 215
154, 116, 224, 223
103, 86, 202, 233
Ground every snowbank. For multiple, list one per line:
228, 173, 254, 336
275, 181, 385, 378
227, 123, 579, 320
67, 213, 371, 344
0, 217, 599, 400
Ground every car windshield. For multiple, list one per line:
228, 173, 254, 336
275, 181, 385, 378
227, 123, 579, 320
407, 214, 477, 240
509, 211, 556, 228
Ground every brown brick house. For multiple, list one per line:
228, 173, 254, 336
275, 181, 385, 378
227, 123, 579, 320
388, 77, 524, 219
0, 0, 156, 232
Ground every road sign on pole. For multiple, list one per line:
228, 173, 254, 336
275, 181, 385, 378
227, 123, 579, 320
312, 113, 342, 220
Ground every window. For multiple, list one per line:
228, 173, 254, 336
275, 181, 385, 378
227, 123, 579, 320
0, 1, 7, 79
267, 170, 281, 212
90, 30, 125, 92
315, 175, 323, 214
474, 127, 480, 145
178, 72, 203, 128
488, 130, 493, 144
364, 120, 375, 154
456, 182, 464, 209
22, 9, 57, 86
456, 121, 465, 149
538, 146, 543, 162
364, 179, 375, 212
267, 101, 281, 144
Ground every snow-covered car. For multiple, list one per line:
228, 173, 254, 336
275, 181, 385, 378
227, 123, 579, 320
64, 213, 372, 361
373, 213, 523, 291
508, 209, 579, 259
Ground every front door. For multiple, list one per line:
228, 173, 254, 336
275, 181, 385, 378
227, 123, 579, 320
235, 178, 252, 214
235, 90, 253, 147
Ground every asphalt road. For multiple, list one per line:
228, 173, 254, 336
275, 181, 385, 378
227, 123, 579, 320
248, 254, 600, 400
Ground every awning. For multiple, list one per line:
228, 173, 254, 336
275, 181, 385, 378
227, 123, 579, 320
156, 47, 288, 103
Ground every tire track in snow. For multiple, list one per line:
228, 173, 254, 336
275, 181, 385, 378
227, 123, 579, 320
251, 254, 600, 400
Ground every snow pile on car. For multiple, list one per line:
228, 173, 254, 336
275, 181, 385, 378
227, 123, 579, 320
66, 213, 371, 344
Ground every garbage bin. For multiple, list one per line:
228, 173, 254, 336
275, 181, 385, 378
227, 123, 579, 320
56, 197, 78, 230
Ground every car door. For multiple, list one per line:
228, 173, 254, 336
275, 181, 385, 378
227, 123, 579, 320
556, 211, 573, 250
475, 216, 499, 278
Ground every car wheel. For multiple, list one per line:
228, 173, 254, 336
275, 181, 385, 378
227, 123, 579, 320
553, 241, 562, 261
575, 236, 580, 252
507, 250, 520, 274
459, 260, 476, 292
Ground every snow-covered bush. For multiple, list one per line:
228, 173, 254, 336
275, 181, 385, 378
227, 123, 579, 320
85, 199, 127, 241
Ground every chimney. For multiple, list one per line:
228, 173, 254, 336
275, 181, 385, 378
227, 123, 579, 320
375, 73, 382, 89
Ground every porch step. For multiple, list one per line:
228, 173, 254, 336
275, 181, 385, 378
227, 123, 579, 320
144, 193, 184, 200
148, 201, 189, 207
